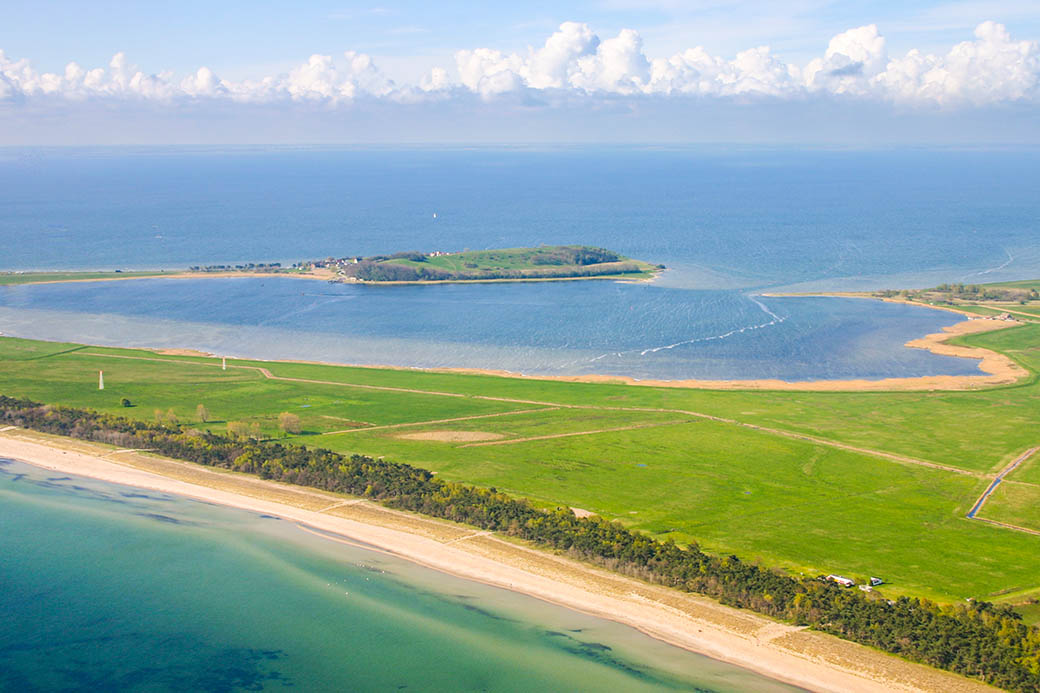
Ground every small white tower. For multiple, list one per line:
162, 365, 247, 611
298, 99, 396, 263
222, 357, 227, 371
99, 371, 104, 390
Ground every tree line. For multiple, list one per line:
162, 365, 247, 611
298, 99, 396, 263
2, 394, 1038, 691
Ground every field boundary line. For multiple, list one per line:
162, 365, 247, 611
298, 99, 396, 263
601, 406, 981, 477
460, 419, 694, 447
322, 407, 558, 436
966, 445, 1040, 520
24, 345, 89, 361
970, 516, 1040, 537
977, 305, 1040, 321
80, 351, 983, 476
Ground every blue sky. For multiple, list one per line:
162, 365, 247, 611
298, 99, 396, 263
2, 1, 1039, 144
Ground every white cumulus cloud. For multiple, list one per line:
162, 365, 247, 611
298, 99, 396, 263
1, 21, 1037, 108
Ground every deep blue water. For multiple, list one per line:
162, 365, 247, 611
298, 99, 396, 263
2, 146, 1039, 291
3, 146, 1034, 379
0, 459, 804, 692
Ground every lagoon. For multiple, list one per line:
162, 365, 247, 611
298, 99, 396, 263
0, 277, 982, 382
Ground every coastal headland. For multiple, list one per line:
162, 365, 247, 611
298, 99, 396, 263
0, 430, 999, 693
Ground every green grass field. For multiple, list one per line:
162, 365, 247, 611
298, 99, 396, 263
1, 320, 1039, 613
979, 481, 1040, 533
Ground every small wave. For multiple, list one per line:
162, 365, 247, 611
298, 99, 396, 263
973, 247, 1014, 276
583, 294, 788, 363
638, 294, 786, 355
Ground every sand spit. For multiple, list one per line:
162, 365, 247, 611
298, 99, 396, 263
0, 430, 997, 693
3, 269, 339, 286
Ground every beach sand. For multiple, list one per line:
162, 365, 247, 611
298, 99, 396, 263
0, 428, 998, 693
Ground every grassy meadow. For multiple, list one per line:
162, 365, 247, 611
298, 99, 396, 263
1, 320, 1039, 612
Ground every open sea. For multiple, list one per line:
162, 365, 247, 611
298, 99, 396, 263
1, 146, 1038, 690
2, 146, 1038, 380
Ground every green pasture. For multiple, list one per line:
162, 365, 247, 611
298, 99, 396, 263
326, 414, 1039, 602
0, 340, 529, 435
979, 481, 1040, 533
248, 324, 1040, 474
991, 279, 1040, 291
1009, 451, 1040, 486
1, 320, 1040, 607
382, 245, 657, 280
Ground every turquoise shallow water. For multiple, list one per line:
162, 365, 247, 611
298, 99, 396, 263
0, 459, 804, 692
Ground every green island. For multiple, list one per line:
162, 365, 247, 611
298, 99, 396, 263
2, 279, 1040, 689
0, 246, 662, 287
300, 245, 661, 283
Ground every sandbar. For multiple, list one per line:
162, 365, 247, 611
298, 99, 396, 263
0, 429, 998, 693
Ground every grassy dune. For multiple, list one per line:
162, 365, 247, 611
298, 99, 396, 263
1, 323, 1039, 610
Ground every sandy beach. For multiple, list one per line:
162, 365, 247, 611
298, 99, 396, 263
0, 428, 998, 693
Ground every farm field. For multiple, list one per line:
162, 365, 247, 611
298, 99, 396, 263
1010, 451, 1040, 486
1, 322, 1039, 613
979, 481, 1040, 533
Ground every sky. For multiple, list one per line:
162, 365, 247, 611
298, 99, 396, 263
2, 1, 1039, 145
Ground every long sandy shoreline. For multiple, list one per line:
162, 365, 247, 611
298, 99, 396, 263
0, 429, 997, 693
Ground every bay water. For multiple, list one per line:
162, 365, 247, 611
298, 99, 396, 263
2, 146, 1038, 381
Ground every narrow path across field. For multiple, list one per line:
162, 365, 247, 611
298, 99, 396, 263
459, 419, 694, 447
82, 351, 983, 477
966, 446, 1040, 519
971, 516, 1040, 537
322, 407, 558, 436
977, 305, 1040, 321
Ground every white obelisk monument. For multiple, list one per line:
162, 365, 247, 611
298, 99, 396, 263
99, 371, 104, 390
222, 357, 227, 371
